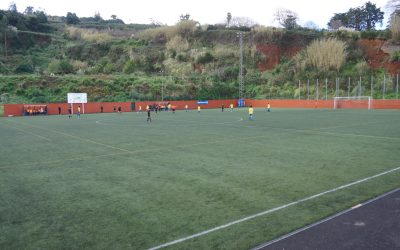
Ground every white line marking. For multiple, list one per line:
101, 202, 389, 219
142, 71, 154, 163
148, 166, 400, 250
3, 121, 52, 141
252, 187, 400, 250
253, 125, 400, 141
0, 129, 270, 170
8, 120, 131, 153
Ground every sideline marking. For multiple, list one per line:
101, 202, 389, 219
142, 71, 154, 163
7, 120, 131, 153
148, 166, 400, 250
252, 187, 400, 250
0, 125, 273, 170
3, 121, 52, 141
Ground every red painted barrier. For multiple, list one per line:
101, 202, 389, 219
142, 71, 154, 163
3, 99, 400, 117
134, 99, 238, 111
4, 102, 132, 117
245, 99, 333, 109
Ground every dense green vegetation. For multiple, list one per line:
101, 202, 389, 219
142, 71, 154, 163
0, 4, 399, 103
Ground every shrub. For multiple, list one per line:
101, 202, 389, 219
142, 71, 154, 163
47, 60, 61, 74
103, 62, 116, 74
123, 60, 136, 74
175, 20, 199, 39
391, 50, 400, 62
302, 38, 347, 72
72, 60, 88, 72
137, 26, 174, 43
66, 27, 82, 40
391, 15, 400, 42
15, 62, 34, 73
176, 52, 188, 62
59, 60, 74, 74
196, 51, 214, 64
166, 36, 189, 54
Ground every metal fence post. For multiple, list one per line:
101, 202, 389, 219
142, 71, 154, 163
383, 74, 386, 100
371, 75, 373, 98
348, 77, 350, 97
299, 80, 301, 100
397, 74, 399, 99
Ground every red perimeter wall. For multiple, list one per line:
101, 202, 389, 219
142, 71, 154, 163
4, 102, 131, 116
3, 99, 400, 117
134, 99, 238, 111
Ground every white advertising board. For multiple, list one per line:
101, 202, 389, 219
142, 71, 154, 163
67, 93, 87, 104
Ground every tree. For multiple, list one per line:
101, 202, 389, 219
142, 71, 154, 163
8, 3, 17, 12
34, 11, 48, 23
347, 7, 364, 30
0, 15, 9, 57
179, 13, 190, 21
274, 9, 298, 29
362, 1, 384, 30
94, 12, 103, 22
327, 2, 383, 31
111, 15, 117, 20
24, 6, 34, 15
226, 12, 232, 27
66, 12, 80, 25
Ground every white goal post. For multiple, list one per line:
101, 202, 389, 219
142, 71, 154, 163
334, 96, 372, 110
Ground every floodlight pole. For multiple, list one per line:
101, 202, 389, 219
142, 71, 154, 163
237, 32, 244, 104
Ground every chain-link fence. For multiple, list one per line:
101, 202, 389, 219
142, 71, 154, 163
286, 74, 399, 100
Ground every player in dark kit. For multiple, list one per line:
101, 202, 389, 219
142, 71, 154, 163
147, 109, 151, 123
68, 106, 72, 118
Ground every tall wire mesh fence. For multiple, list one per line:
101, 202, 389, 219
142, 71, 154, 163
0, 74, 399, 104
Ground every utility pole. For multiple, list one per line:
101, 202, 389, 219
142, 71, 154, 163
237, 32, 244, 106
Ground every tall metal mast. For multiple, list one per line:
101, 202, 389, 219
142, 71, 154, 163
238, 32, 244, 105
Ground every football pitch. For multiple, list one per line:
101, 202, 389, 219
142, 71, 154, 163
1, 108, 400, 249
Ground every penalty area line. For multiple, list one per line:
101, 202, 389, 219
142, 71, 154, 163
148, 166, 400, 250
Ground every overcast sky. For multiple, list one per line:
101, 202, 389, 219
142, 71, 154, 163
0, 0, 391, 28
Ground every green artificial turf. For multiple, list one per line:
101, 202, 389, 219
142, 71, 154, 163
1, 108, 399, 249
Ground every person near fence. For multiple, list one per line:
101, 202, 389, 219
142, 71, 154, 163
77, 106, 81, 118
68, 106, 72, 118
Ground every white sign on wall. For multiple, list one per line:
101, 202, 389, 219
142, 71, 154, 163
67, 93, 87, 104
